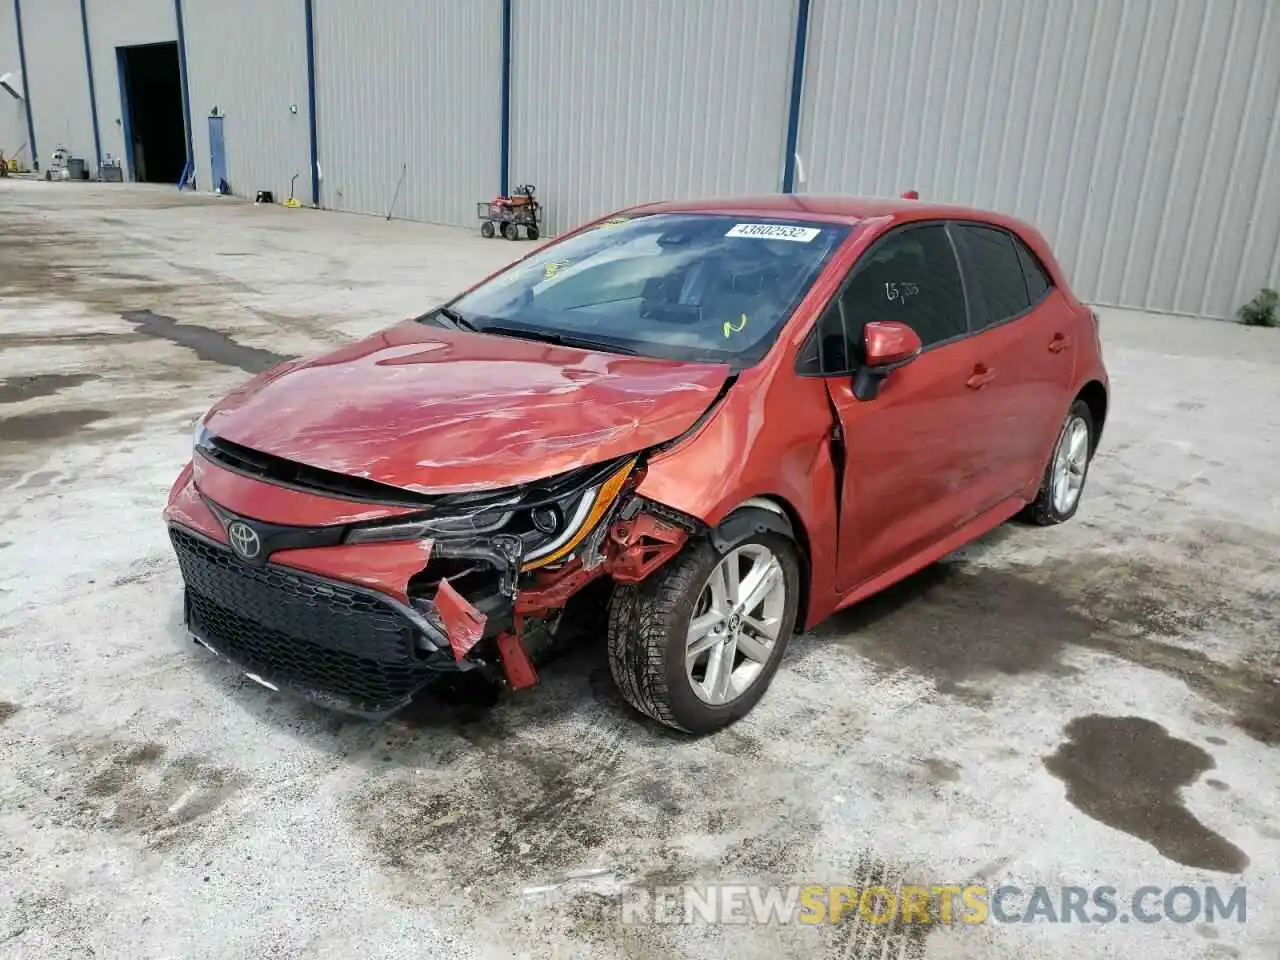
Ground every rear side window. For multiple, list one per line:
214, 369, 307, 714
1015, 237, 1053, 303
954, 224, 1031, 329
832, 224, 968, 353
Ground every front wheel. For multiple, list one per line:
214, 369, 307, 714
1022, 399, 1095, 525
607, 526, 800, 734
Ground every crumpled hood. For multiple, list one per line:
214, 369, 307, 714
203, 320, 731, 493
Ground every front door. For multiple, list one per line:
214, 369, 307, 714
814, 223, 984, 592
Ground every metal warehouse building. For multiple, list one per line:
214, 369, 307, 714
2, 0, 1278, 320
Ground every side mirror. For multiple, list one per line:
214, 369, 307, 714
853, 321, 922, 401
864, 320, 922, 367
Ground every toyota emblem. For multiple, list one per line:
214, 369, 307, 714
227, 521, 261, 560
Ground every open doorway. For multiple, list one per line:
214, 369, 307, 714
117, 42, 185, 183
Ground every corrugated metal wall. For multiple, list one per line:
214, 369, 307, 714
798, 0, 1280, 319
10, 0, 1278, 318
312, 0, 500, 226
0, 2, 27, 161
85, 0, 175, 178
510, 0, 798, 235
18, 0, 94, 169
183, 0, 309, 201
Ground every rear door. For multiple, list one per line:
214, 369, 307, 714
950, 223, 1075, 505
812, 223, 986, 592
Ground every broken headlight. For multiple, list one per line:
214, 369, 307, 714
344, 457, 637, 570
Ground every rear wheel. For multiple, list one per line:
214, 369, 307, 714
501, 221, 519, 241
480, 220, 496, 238
607, 520, 799, 734
1022, 399, 1094, 525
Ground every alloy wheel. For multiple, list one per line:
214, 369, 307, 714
1051, 415, 1090, 514
685, 544, 787, 705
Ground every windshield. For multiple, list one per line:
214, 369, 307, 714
442, 213, 850, 366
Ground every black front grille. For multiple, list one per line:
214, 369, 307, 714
170, 526, 434, 713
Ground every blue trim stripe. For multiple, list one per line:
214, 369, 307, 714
781, 0, 811, 194
12, 0, 37, 169
499, 0, 511, 197
173, 0, 195, 184
304, 0, 320, 206
79, 0, 102, 172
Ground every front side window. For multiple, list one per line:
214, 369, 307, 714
813, 224, 968, 369
440, 214, 849, 367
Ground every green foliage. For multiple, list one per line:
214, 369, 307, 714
1238, 288, 1278, 327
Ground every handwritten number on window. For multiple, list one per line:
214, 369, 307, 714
884, 281, 920, 303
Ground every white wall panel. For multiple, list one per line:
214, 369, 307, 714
313, 0, 500, 226
183, 0, 309, 201
799, 0, 1280, 319
19, 0, 94, 169
510, 0, 798, 235
84, 0, 175, 177
0, 2, 27, 162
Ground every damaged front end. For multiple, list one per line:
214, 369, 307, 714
375, 455, 695, 694
167, 431, 698, 719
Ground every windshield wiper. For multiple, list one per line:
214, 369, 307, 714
436, 306, 480, 332
478, 325, 638, 356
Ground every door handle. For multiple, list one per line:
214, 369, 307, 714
966, 365, 996, 389
1048, 333, 1073, 353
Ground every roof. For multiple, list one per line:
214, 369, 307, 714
624, 194, 1044, 239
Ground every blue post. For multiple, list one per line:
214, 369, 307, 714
12, 0, 38, 170
173, 0, 195, 187
304, 0, 320, 206
781, 0, 811, 194
79, 0, 103, 174
499, 0, 511, 197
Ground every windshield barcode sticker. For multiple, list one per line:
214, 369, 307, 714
725, 223, 821, 242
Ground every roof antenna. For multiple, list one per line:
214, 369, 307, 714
901, 189, 919, 200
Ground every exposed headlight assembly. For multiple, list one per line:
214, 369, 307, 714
520, 458, 635, 570
343, 457, 638, 568
344, 500, 520, 544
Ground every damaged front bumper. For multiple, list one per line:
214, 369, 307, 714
165, 453, 695, 718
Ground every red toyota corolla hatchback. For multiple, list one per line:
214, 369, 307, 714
165, 196, 1108, 733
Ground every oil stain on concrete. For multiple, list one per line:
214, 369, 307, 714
121, 310, 294, 374
0, 408, 111, 442
0, 374, 97, 404
40, 737, 248, 852
0, 701, 18, 725
1044, 715, 1249, 873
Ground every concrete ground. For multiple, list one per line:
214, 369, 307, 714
0, 179, 1277, 960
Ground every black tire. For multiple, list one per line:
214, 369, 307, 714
502, 221, 519, 241
606, 522, 800, 734
526, 225, 539, 241
1021, 399, 1095, 526
480, 220, 496, 238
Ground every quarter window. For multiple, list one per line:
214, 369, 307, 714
1015, 237, 1053, 304
954, 225, 1031, 329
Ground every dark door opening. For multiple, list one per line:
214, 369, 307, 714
117, 42, 186, 183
